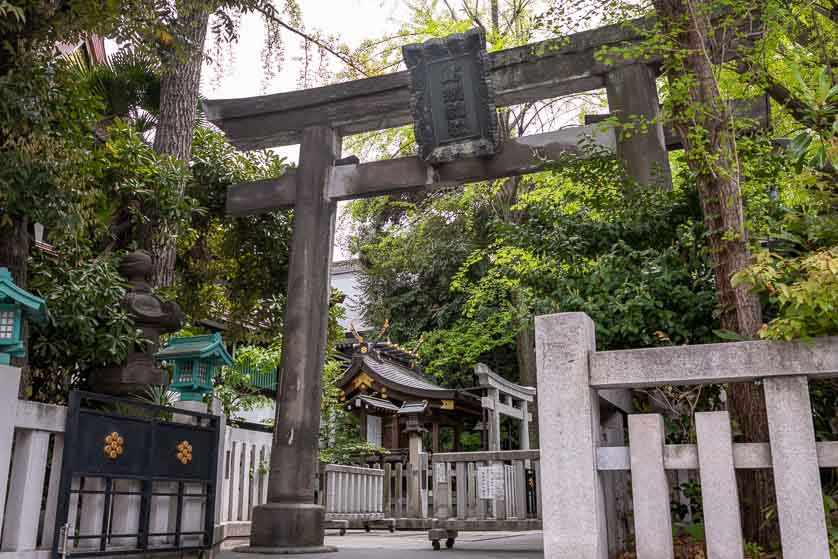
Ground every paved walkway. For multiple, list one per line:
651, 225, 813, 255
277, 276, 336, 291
218, 530, 543, 558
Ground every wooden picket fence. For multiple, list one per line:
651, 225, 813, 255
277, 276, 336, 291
0, 392, 66, 559
218, 425, 272, 524
535, 312, 838, 559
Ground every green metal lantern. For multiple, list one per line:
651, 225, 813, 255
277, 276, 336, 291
155, 332, 233, 401
0, 267, 46, 365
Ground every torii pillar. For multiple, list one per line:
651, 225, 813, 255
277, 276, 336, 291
248, 125, 340, 553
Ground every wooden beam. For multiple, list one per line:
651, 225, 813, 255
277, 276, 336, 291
225, 125, 616, 216
204, 18, 655, 149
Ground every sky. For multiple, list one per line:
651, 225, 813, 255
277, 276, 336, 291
202, 0, 408, 101
199, 0, 414, 261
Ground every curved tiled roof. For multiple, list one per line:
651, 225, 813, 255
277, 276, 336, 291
349, 394, 401, 412
361, 355, 448, 392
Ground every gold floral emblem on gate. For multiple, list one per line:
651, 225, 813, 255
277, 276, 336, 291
103, 432, 124, 459
177, 440, 193, 464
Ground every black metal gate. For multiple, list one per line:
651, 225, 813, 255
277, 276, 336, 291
52, 391, 220, 558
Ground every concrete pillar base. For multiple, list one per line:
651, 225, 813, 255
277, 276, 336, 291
235, 546, 337, 555
248, 503, 334, 552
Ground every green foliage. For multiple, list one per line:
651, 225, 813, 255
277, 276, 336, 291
826, 484, 838, 557
734, 248, 838, 340
351, 187, 481, 343
97, 119, 194, 249
0, 54, 104, 235
353, 145, 718, 387
67, 48, 162, 133
672, 479, 703, 523
213, 343, 278, 419
785, 65, 837, 171
174, 126, 292, 342
744, 541, 764, 559
26, 252, 143, 404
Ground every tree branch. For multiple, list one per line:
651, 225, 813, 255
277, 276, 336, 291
251, 5, 370, 77
441, 0, 460, 20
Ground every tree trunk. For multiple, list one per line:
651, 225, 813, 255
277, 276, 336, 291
0, 214, 30, 286
652, 0, 775, 547
150, 2, 210, 288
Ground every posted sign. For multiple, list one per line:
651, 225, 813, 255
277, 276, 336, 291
477, 464, 506, 499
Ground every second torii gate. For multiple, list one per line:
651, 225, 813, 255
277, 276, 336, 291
204, 15, 764, 553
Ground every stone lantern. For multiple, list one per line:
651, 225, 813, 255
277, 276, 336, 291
155, 332, 233, 401
91, 251, 184, 396
0, 267, 46, 365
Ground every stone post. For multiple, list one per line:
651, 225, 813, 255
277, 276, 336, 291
605, 64, 672, 189
764, 376, 830, 558
405, 416, 425, 519
535, 312, 607, 559
248, 125, 340, 553
519, 401, 530, 451
487, 387, 501, 451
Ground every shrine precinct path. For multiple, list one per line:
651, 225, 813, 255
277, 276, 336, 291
217, 530, 544, 558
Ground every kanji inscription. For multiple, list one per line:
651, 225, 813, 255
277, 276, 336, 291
403, 28, 499, 163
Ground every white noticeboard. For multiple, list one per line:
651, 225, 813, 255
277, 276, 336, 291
366, 415, 382, 446
477, 466, 493, 499
435, 462, 447, 484
477, 464, 506, 499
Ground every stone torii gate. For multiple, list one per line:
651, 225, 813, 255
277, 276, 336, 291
204, 16, 763, 553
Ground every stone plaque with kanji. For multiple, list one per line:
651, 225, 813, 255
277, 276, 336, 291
403, 28, 499, 163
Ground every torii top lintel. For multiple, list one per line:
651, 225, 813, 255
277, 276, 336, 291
203, 13, 760, 217
203, 17, 657, 150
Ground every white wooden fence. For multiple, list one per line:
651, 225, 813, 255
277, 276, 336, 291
0, 369, 226, 559
218, 425, 272, 524
0, 370, 66, 559
0, 365, 397, 556
535, 312, 838, 559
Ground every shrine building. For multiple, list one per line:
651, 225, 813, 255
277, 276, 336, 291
335, 340, 535, 456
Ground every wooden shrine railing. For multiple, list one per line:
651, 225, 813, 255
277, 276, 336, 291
321, 464, 384, 520
430, 450, 542, 529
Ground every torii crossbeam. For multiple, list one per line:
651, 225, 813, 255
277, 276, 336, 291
204, 14, 765, 553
